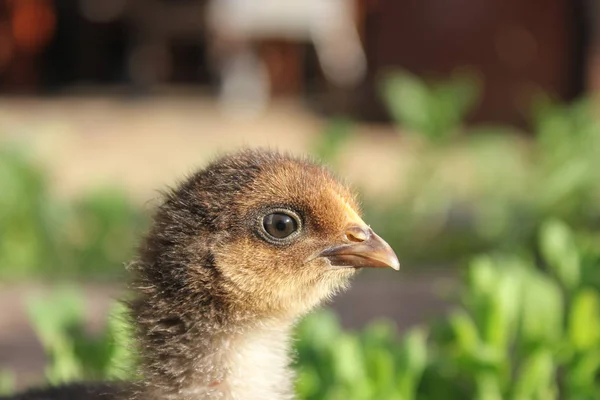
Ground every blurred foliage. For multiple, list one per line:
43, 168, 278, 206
0, 146, 63, 280
0, 370, 14, 396
380, 70, 481, 142
0, 145, 147, 281
295, 312, 427, 400
420, 220, 600, 400
363, 70, 600, 265
530, 97, 600, 221
26, 290, 135, 384
3, 220, 598, 399
311, 117, 355, 165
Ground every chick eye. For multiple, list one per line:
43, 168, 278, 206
263, 212, 298, 239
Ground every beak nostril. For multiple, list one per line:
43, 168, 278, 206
345, 226, 370, 243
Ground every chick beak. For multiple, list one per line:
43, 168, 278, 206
319, 225, 400, 270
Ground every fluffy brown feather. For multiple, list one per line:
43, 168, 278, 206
5, 149, 397, 400
129, 149, 362, 399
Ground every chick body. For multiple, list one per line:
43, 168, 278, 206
4, 150, 398, 400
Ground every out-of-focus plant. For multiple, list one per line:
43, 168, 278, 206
371, 69, 527, 263
311, 117, 355, 167
0, 145, 146, 281
380, 69, 480, 143
368, 71, 600, 265
0, 370, 14, 396
66, 189, 146, 279
530, 97, 600, 222
27, 289, 135, 384
0, 146, 65, 280
295, 312, 427, 400
420, 219, 600, 399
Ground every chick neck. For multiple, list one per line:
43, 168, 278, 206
130, 270, 298, 400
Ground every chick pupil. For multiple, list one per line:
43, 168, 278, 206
264, 212, 297, 238
276, 220, 287, 231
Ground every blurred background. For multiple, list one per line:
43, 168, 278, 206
1, 0, 600, 399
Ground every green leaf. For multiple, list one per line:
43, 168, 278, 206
312, 118, 354, 165
475, 372, 503, 400
467, 256, 499, 300
539, 219, 580, 290
44, 348, 83, 385
296, 364, 322, 398
332, 335, 365, 384
27, 290, 87, 384
512, 349, 556, 400
381, 71, 434, 137
519, 270, 564, 345
565, 350, 600, 396
365, 347, 394, 394
380, 69, 480, 142
397, 328, 428, 400
568, 289, 600, 351
296, 310, 341, 353
104, 302, 136, 379
465, 257, 523, 354
448, 311, 479, 355
27, 289, 85, 350
0, 369, 15, 396
484, 261, 523, 351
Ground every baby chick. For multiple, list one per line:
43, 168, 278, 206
3, 149, 399, 400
